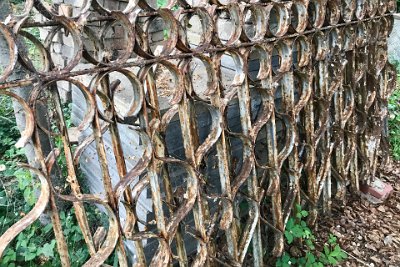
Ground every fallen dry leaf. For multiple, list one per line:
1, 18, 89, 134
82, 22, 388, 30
314, 161, 400, 266
370, 256, 381, 263
366, 243, 377, 251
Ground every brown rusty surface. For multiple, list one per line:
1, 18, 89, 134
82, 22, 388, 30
0, 0, 397, 265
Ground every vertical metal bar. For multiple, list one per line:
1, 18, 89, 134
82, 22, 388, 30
31, 114, 71, 267
280, 71, 299, 223
144, 71, 188, 267
178, 93, 209, 266
90, 91, 129, 267
264, 75, 285, 256
142, 73, 168, 242
236, 55, 263, 266
210, 82, 239, 262
99, 75, 147, 265
49, 84, 97, 256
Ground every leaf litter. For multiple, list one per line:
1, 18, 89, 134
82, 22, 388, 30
314, 160, 400, 267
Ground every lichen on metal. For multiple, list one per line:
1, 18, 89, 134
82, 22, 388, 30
0, 0, 397, 266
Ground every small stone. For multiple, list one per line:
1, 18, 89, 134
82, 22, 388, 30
68, 127, 80, 144
360, 178, 394, 204
384, 235, 393, 246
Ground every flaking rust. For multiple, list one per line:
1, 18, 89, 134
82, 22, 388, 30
0, 0, 396, 266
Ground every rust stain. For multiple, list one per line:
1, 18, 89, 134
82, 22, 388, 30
0, 1, 396, 265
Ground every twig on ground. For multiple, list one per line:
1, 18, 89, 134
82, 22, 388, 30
341, 249, 370, 266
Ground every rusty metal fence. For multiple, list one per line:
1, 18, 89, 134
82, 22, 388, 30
0, 0, 397, 265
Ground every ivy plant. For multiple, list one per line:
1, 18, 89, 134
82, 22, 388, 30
0, 97, 113, 266
276, 205, 347, 267
388, 67, 400, 160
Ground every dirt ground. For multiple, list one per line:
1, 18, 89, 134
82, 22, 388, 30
315, 161, 400, 267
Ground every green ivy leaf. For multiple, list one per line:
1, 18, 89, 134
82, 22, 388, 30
15, 169, 31, 190
306, 252, 315, 263
297, 257, 306, 265
339, 251, 348, 259
324, 245, 330, 255
330, 244, 342, 257
284, 231, 294, 244
23, 187, 35, 206
72, 232, 83, 242
319, 253, 328, 265
328, 234, 337, 244
291, 225, 304, 238
43, 223, 53, 233
24, 251, 36, 261
295, 204, 302, 212
328, 255, 338, 265
303, 228, 311, 238
39, 240, 56, 258
282, 253, 291, 263
305, 239, 315, 250
2, 248, 16, 264
300, 210, 308, 218
286, 218, 295, 229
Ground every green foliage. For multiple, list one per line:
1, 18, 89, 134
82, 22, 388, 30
276, 205, 347, 267
0, 95, 24, 240
9, 0, 26, 13
24, 27, 43, 70
0, 96, 24, 173
156, 0, 178, 9
388, 87, 400, 160
0, 202, 104, 266
156, 0, 178, 10
157, 0, 167, 8
154, 0, 178, 39
0, 166, 108, 267
9, 0, 26, 4
388, 61, 400, 160
0, 99, 110, 266
0, 165, 55, 266
0, 217, 56, 267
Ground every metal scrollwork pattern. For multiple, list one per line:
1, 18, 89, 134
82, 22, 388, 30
0, 0, 396, 265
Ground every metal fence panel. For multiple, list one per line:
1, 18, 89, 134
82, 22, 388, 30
0, 0, 397, 266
